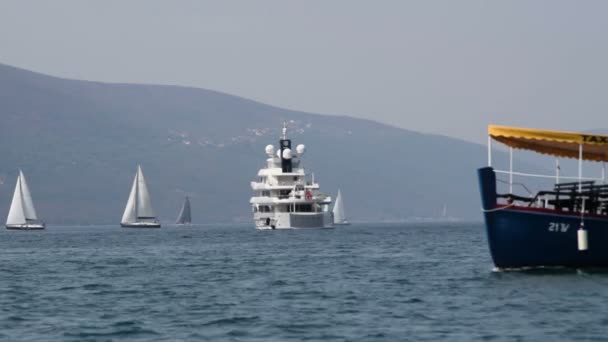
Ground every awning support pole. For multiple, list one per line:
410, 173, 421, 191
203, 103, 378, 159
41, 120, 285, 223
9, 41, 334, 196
578, 144, 583, 193
488, 136, 492, 167
602, 162, 606, 184
509, 147, 513, 194
556, 159, 560, 183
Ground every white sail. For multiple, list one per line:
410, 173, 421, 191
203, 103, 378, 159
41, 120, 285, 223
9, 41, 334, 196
176, 196, 192, 224
121, 172, 138, 224
19, 170, 38, 220
135, 166, 156, 218
333, 189, 347, 224
6, 174, 26, 225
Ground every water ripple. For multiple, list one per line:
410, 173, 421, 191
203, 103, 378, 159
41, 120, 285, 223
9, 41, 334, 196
1, 223, 607, 341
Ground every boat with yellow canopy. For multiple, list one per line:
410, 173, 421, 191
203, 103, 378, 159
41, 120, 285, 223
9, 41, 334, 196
479, 125, 608, 269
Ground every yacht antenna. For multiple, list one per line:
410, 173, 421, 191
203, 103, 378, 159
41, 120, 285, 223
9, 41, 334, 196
281, 122, 287, 140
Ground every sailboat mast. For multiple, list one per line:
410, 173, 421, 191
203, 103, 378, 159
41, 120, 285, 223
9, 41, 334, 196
134, 167, 139, 219
18, 172, 27, 220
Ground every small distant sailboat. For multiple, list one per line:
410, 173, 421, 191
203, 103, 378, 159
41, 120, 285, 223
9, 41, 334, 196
175, 196, 192, 225
332, 189, 350, 225
121, 165, 161, 228
6, 170, 45, 230
439, 203, 457, 222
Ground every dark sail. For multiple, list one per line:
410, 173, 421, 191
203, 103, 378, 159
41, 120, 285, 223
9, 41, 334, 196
176, 196, 192, 224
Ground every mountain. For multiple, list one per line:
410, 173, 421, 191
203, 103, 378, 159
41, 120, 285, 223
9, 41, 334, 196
0, 63, 496, 224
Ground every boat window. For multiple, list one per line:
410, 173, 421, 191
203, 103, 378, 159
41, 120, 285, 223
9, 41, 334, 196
279, 190, 291, 199
295, 204, 313, 212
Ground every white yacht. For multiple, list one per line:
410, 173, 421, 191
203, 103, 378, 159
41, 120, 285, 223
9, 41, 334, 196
6, 170, 45, 230
250, 124, 332, 229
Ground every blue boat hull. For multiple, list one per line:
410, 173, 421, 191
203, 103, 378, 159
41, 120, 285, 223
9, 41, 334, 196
478, 167, 608, 268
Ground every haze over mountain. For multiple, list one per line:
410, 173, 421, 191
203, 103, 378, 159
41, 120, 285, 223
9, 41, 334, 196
2, 1, 607, 144
0, 63, 503, 224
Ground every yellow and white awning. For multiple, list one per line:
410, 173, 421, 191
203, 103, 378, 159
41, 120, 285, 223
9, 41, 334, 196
489, 125, 608, 162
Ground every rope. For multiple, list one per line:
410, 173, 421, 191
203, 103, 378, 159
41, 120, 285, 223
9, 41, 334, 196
496, 178, 533, 195
481, 202, 517, 212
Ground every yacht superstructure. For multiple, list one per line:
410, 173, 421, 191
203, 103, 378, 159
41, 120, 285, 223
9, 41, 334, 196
250, 124, 332, 229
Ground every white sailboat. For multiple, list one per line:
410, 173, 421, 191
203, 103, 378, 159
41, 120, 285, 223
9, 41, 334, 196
6, 170, 45, 230
332, 189, 350, 225
121, 165, 161, 228
439, 203, 458, 222
175, 196, 192, 225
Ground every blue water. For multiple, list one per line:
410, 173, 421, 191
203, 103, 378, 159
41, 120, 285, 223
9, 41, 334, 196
1, 223, 608, 341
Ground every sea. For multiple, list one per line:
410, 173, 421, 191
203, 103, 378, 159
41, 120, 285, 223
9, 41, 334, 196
1, 222, 607, 341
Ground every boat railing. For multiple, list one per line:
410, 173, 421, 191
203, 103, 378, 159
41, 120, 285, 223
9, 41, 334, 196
494, 169, 604, 182
276, 181, 305, 186
493, 167, 605, 201
496, 178, 534, 195
495, 170, 608, 215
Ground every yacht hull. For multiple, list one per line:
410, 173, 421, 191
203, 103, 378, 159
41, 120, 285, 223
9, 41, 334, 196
478, 166, 608, 269
121, 222, 161, 228
6, 224, 45, 230
255, 226, 334, 230
255, 225, 334, 230
254, 212, 333, 230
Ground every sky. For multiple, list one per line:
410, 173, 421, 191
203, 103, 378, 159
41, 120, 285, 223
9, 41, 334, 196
1, 0, 607, 143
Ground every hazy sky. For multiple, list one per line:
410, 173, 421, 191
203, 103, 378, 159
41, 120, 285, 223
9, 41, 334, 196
1, 1, 607, 143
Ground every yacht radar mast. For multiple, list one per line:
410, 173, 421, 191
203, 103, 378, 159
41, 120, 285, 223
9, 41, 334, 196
281, 121, 287, 140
